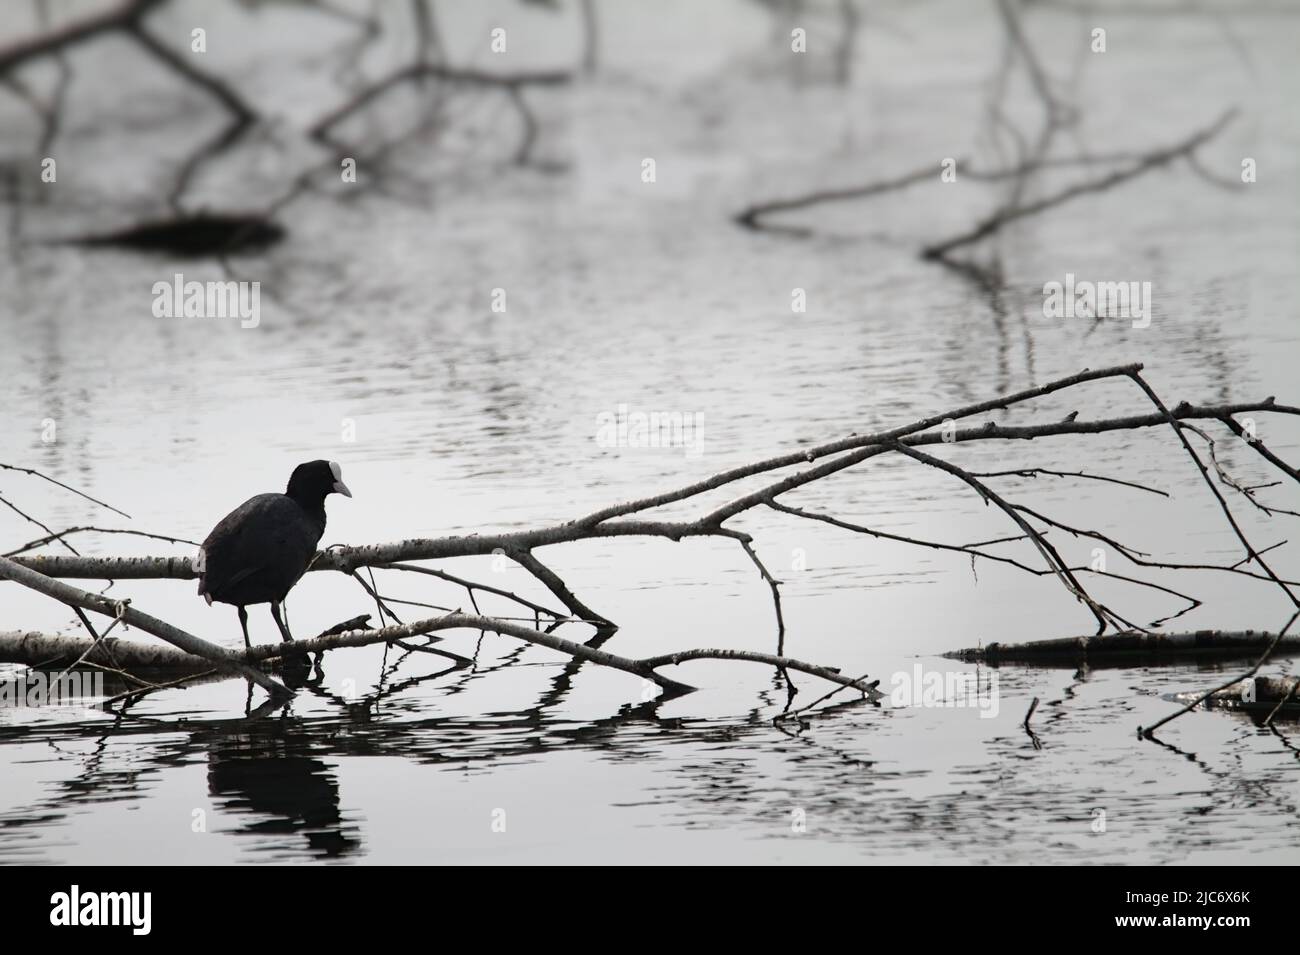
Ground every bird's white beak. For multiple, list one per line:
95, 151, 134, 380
328, 461, 352, 497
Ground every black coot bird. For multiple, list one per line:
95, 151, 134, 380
198, 461, 351, 648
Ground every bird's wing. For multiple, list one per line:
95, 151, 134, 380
198, 494, 315, 598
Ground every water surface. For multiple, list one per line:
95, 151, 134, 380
1, 0, 1298, 863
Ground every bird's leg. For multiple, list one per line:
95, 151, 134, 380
237, 606, 251, 650
270, 601, 294, 643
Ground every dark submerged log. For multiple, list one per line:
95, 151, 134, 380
48, 214, 285, 256
945, 630, 1300, 667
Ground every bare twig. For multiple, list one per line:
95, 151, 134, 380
0, 462, 130, 518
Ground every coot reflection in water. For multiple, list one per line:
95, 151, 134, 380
201, 726, 361, 860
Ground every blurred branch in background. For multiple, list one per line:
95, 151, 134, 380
0, 0, 578, 229
733, 0, 1253, 325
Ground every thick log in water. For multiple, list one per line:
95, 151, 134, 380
945, 630, 1300, 667
0, 614, 375, 672
0, 630, 217, 671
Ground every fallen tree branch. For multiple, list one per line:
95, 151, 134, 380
5, 364, 1299, 710
23, 400, 1293, 583
13, 359, 1293, 584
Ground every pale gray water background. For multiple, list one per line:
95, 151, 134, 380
0, 0, 1298, 863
